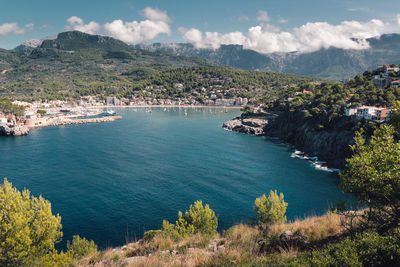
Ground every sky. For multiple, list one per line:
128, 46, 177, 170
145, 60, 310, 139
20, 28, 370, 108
1, 0, 400, 53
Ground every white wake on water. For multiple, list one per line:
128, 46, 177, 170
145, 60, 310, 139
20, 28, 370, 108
290, 150, 340, 172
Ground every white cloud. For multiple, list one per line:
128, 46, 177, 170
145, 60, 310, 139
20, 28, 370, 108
66, 16, 100, 34
0, 23, 34, 35
181, 28, 246, 49
397, 14, 400, 25
104, 19, 170, 44
262, 24, 280, 33
104, 7, 171, 44
141, 7, 171, 23
256, 11, 270, 22
279, 18, 289, 23
64, 7, 171, 44
180, 15, 400, 54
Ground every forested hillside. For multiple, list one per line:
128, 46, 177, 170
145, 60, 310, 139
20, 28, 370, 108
0, 31, 320, 102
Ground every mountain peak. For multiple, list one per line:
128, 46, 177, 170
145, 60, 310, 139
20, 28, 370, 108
39, 31, 131, 51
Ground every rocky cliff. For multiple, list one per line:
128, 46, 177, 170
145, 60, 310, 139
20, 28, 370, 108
223, 112, 357, 168
222, 114, 273, 135
0, 124, 29, 136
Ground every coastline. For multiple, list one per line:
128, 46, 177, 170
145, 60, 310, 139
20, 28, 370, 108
27, 116, 122, 130
222, 112, 352, 170
57, 104, 243, 109
5, 105, 241, 137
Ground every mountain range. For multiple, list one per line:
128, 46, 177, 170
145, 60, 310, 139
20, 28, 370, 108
1, 31, 318, 100
136, 34, 400, 80
1, 30, 400, 99
0, 31, 221, 98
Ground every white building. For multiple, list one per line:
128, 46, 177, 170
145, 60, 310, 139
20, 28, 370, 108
345, 108, 357, 116
355, 106, 378, 120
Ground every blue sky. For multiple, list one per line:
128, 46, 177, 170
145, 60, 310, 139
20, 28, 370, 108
1, 0, 400, 52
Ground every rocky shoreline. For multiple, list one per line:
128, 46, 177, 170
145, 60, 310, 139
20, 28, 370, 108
0, 123, 30, 136
222, 116, 271, 136
223, 112, 356, 169
0, 116, 122, 136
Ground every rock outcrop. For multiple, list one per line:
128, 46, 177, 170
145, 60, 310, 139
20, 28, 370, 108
223, 111, 357, 168
0, 123, 29, 136
222, 113, 275, 136
0, 116, 122, 137
264, 111, 356, 168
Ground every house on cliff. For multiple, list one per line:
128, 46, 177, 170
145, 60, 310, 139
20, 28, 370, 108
345, 105, 390, 122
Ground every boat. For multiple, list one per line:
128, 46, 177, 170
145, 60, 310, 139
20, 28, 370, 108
107, 110, 116, 115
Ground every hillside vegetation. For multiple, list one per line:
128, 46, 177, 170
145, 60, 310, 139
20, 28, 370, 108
0, 31, 320, 102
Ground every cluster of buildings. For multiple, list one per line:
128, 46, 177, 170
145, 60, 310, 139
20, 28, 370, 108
344, 64, 400, 122
345, 105, 390, 122
106, 96, 249, 107
371, 64, 400, 89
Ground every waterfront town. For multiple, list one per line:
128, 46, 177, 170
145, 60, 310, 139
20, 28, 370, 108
0, 94, 248, 136
1, 63, 399, 136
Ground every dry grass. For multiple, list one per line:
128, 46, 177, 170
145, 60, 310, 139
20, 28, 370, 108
223, 224, 261, 259
149, 234, 175, 251
77, 213, 353, 266
121, 247, 211, 267
270, 213, 345, 241
177, 233, 217, 249
204, 250, 263, 267
224, 224, 260, 244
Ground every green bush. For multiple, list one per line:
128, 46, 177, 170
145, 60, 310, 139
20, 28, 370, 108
162, 200, 218, 240
340, 125, 400, 229
241, 104, 253, 114
308, 230, 400, 266
142, 229, 162, 242
254, 190, 288, 225
309, 238, 361, 266
67, 235, 98, 259
0, 178, 64, 266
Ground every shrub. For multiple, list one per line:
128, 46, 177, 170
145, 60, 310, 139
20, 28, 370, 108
67, 235, 98, 259
309, 238, 361, 266
162, 201, 218, 240
308, 230, 400, 266
241, 104, 253, 114
340, 125, 400, 230
143, 229, 162, 242
0, 178, 63, 266
254, 190, 288, 225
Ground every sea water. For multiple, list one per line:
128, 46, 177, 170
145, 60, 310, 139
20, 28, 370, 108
1, 107, 353, 248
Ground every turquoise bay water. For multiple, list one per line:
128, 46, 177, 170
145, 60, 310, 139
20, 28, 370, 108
1, 108, 353, 248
